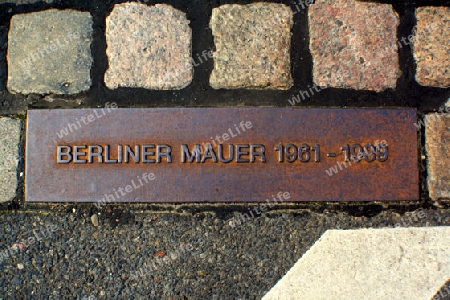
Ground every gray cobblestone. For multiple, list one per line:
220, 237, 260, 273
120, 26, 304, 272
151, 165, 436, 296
0, 117, 21, 203
7, 9, 93, 95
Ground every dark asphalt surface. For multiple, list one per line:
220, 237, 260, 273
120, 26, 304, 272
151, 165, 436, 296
1, 204, 449, 299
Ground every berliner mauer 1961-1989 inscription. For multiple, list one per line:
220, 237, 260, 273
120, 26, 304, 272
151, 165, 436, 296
25, 108, 418, 203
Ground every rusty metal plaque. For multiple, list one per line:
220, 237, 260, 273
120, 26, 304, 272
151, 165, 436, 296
25, 108, 418, 203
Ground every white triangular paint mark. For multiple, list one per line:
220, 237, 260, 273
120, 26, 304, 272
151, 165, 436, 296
263, 227, 450, 300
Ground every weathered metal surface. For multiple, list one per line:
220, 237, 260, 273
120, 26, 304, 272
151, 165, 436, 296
25, 108, 418, 203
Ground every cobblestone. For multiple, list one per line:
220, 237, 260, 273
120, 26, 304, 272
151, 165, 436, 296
413, 7, 450, 88
309, 0, 400, 91
0, 117, 21, 203
7, 9, 93, 95
104, 3, 192, 90
425, 113, 450, 200
209, 3, 293, 90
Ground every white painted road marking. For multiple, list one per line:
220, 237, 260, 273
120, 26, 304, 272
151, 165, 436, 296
263, 227, 450, 300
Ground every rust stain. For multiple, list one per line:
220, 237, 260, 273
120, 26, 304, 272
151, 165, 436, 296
154, 251, 165, 257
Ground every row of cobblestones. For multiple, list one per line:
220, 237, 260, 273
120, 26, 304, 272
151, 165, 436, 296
4, 1, 450, 95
